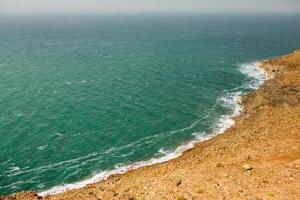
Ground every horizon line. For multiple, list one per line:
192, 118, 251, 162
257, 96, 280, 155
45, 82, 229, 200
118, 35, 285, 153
1, 11, 300, 16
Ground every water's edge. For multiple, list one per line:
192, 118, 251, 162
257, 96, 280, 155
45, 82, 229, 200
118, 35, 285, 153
39, 61, 268, 196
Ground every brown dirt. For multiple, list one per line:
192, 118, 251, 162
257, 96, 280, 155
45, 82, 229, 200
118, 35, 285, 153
2, 50, 300, 200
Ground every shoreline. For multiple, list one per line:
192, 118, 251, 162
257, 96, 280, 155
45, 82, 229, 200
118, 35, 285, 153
2, 50, 300, 200
38, 62, 263, 196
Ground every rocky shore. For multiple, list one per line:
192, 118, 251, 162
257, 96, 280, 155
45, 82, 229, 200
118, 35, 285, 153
2, 50, 300, 200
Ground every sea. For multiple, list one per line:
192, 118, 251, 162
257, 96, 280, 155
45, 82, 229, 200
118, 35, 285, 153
0, 14, 299, 195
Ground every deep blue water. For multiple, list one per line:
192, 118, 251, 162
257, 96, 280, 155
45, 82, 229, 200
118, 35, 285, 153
0, 14, 299, 195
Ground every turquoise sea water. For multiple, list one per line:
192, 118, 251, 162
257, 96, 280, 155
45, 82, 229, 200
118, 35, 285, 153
0, 14, 300, 195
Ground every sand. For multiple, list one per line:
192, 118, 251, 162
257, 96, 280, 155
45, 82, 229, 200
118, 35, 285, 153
2, 50, 300, 200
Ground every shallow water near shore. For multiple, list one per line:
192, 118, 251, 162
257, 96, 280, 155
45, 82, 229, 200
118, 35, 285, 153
0, 14, 300, 195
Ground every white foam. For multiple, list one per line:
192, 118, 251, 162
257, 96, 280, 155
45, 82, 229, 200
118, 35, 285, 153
38, 61, 268, 197
39, 132, 209, 196
9, 167, 20, 172
37, 145, 48, 151
239, 62, 268, 89
13, 112, 24, 117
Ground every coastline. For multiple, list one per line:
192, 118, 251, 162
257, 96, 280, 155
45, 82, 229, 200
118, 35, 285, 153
37, 61, 263, 197
2, 50, 300, 200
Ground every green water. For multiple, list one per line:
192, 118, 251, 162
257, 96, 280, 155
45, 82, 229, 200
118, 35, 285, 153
0, 14, 299, 195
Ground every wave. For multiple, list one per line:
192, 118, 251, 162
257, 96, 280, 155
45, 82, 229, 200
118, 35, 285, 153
39, 61, 268, 197
239, 62, 268, 89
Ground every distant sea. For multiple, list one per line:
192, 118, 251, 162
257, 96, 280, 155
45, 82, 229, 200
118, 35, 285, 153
0, 14, 299, 195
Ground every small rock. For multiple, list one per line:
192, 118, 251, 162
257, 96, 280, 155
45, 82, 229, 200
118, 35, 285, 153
262, 180, 269, 184
197, 189, 204, 194
243, 164, 253, 170
176, 180, 182, 186
177, 195, 186, 200
269, 193, 275, 197
216, 163, 223, 167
